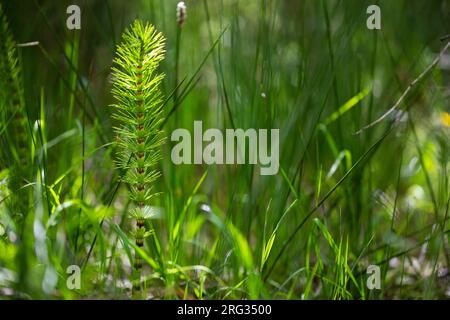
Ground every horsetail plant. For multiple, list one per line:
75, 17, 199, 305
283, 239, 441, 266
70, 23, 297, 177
0, 3, 29, 222
110, 20, 166, 293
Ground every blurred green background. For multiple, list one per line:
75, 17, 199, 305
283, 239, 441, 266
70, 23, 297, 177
0, 0, 449, 299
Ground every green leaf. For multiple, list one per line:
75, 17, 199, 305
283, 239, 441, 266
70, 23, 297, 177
111, 223, 158, 270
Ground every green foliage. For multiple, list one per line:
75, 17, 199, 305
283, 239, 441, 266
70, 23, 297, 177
0, 4, 23, 119
0, 3, 28, 222
0, 1, 449, 300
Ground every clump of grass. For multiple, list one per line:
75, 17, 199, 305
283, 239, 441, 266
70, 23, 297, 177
110, 20, 166, 293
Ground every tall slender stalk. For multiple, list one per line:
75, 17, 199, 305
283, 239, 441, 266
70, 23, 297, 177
110, 20, 166, 293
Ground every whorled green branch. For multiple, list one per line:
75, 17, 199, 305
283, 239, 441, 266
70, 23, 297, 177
110, 20, 165, 280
